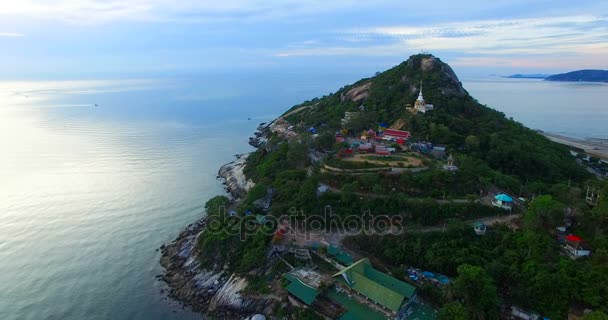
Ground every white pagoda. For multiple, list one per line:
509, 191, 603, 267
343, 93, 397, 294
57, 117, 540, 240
413, 83, 434, 113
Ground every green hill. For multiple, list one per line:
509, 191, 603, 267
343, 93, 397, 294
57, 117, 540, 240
283, 54, 587, 184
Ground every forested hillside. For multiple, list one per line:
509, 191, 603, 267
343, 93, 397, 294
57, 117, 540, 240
283, 54, 587, 185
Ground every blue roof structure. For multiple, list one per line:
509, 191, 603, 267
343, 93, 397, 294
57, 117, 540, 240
495, 194, 513, 202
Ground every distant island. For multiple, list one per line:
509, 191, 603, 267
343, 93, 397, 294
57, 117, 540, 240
545, 69, 608, 82
504, 73, 550, 79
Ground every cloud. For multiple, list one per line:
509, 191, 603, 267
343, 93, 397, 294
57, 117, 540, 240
275, 15, 608, 60
0, 32, 24, 37
0, 0, 387, 24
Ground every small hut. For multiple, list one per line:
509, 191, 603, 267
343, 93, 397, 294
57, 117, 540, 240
492, 194, 513, 210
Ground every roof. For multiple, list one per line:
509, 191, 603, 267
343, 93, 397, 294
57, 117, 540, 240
495, 194, 513, 202
384, 129, 411, 139
326, 288, 387, 320
566, 234, 583, 242
332, 258, 416, 312
328, 245, 340, 256
284, 273, 320, 305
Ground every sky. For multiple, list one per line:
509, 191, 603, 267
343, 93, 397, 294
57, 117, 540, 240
1, 0, 607, 78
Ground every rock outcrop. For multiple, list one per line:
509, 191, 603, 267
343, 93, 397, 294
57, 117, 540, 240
218, 154, 255, 199
341, 82, 371, 102
406, 55, 467, 97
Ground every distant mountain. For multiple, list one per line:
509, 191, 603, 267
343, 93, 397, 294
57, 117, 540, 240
545, 69, 608, 82
504, 73, 550, 79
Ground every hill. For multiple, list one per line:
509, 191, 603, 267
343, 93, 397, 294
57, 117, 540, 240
282, 54, 587, 185
168, 53, 607, 320
545, 69, 608, 82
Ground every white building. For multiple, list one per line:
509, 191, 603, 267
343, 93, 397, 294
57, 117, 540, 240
413, 84, 434, 113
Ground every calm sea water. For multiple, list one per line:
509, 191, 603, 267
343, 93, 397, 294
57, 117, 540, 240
0, 73, 606, 320
463, 77, 608, 139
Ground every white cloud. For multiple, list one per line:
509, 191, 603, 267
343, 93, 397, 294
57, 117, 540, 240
0, 32, 24, 37
274, 14, 608, 69
0, 0, 388, 24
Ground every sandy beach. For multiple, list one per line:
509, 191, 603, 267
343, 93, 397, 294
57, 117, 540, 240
543, 132, 608, 161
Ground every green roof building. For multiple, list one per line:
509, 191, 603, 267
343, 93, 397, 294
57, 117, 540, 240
332, 258, 416, 314
284, 273, 320, 305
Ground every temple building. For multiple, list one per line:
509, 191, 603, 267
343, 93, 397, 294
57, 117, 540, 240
412, 83, 434, 113
332, 258, 416, 316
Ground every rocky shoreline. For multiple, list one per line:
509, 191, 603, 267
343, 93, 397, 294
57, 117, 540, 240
217, 154, 255, 199
159, 127, 274, 319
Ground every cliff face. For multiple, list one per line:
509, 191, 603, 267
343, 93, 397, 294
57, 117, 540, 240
405, 55, 467, 96
545, 69, 608, 82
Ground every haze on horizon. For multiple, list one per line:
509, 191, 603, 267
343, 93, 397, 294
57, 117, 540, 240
1, 0, 607, 79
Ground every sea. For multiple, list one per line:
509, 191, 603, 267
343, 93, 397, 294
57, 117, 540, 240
0, 73, 606, 320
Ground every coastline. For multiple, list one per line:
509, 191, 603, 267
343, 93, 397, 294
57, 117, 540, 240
542, 132, 608, 161
159, 129, 273, 318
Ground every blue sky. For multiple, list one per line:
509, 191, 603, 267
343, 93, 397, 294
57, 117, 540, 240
1, 0, 607, 78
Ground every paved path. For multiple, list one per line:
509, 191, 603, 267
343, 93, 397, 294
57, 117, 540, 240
404, 213, 520, 233
325, 185, 474, 204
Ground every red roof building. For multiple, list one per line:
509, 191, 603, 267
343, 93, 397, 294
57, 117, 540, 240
384, 129, 411, 140
564, 234, 591, 259
566, 234, 582, 242
375, 145, 390, 155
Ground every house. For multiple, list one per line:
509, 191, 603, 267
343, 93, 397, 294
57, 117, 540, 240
511, 306, 541, 320
431, 145, 446, 159
358, 143, 373, 152
473, 222, 487, 235
564, 234, 591, 259
332, 258, 416, 315
317, 184, 330, 195
375, 145, 390, 156
383, 129, 411, 141
410, 141, 433, 154
492, 193, 513, 210
284, 273, 320, 306
336, 136, 345, 143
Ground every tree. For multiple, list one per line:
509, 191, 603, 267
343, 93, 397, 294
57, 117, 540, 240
452, 264, 499, 320
465, 135, 480, 151
287, 142, 308, 167
205, 195, 230, 217
524, 195, 565, 230
438, 302, 468, 320
316, 132, 335, 150
583, 311, 608, 320
591, 183, 608, 226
